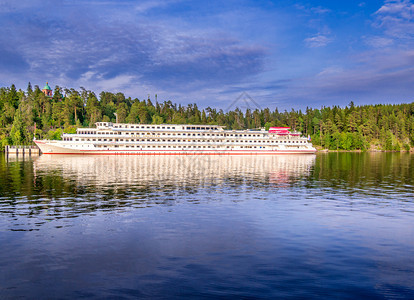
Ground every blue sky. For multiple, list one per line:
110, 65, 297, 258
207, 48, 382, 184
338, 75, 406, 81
0, 0, 413, 110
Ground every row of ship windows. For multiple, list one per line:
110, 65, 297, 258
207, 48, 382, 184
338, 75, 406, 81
64, 137, 306, 144
111, 125, 217, 131
78, 132, 272, 138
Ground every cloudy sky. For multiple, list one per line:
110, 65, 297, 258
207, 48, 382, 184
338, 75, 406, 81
0, 0, 413, 110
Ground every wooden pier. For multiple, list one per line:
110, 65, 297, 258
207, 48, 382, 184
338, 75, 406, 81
5, 145, 40, 156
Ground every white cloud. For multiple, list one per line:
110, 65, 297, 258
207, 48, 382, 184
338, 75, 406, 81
304, 34, 332, 48
364, 36, 394, 47
376, 0, 414, 19
134, 0, 181, 13
317, 66, 344, 77
294, 4, 331, 15
79, 71, 96, 82
93, 74, 137, 91
374, 0, 414, 38
311, 6, 331, 14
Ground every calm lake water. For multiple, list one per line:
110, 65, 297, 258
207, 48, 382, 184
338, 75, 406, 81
0, 153, 413, 299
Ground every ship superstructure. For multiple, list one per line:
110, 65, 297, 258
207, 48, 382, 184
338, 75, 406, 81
34, 122, 316, 155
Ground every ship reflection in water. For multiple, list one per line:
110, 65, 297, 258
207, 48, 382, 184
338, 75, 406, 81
33, 154, 315, 191
11, 154, 315, 224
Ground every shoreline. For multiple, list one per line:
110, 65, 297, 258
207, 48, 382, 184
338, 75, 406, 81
316, 149, 414, 153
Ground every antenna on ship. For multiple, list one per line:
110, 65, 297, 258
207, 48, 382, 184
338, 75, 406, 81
114, 113, 118, 124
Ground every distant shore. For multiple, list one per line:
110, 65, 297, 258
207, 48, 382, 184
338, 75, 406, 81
316, 148, 414, 153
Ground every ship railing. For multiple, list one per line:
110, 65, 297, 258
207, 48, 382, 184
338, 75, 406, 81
7, 145, 38, 149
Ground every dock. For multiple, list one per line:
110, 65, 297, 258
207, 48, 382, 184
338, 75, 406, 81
5, 145, 40, 156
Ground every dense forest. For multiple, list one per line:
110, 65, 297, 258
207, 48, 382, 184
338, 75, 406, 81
1, 83, 414, 151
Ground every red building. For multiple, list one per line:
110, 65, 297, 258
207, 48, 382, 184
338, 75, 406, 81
42, 82, 52, 97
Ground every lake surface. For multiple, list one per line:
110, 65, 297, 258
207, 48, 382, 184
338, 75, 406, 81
0, 153, 413, 299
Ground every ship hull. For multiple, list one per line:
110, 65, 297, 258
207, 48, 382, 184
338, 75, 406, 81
34, 140, 316, 155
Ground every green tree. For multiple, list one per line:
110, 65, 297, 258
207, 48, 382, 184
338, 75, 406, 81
116, 102, 128, 123
152, 115, 164, 124
86, 93, 102, 126
10, 109, 29, 145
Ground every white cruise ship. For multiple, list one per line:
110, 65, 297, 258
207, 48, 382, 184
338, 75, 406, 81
34, 122, 316, 155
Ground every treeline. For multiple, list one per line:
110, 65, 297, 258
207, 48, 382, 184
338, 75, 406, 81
1, 83, 414, 151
